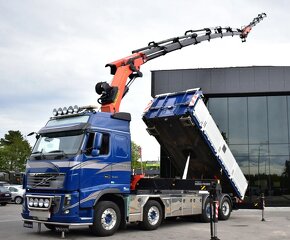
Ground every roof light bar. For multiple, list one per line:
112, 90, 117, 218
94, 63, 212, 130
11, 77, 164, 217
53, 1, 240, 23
52, 105, 98, 117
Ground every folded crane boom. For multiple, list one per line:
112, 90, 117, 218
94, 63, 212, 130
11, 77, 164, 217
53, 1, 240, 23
96, 13, 266, 113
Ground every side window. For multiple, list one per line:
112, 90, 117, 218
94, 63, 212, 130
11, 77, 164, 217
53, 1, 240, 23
85, 132, 110, 156
85, 133, 95, 155
9, 187, 17, 192
100, 133, 110, 155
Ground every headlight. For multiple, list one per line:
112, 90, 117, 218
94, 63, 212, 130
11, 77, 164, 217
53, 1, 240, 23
33, 198, 39, 207
44, 199, 50, 208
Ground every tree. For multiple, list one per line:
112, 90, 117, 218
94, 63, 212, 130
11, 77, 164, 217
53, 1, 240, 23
131, 141, 141, 171
0, 130, 31, 172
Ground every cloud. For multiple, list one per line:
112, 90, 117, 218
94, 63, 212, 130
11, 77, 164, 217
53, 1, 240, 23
0, 0, 290, 160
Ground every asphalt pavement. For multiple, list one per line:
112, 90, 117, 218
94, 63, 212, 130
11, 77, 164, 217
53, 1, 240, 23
0, 204, 289, 240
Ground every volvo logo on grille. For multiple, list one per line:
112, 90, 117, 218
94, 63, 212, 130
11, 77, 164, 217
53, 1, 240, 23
33, 176, 55, 188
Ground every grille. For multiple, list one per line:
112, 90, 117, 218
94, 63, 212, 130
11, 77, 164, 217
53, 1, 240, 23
27, 173, 65, 189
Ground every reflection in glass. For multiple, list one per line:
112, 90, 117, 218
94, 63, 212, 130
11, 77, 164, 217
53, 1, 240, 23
229, 98, 248, 144
248, 97, 268, 144
269, 144, 289, 156
208, 98, 228, 140
249, 144, 269, 156
208, 95, 290, 205
268, 96, 288, 143
229, 144, 249, 157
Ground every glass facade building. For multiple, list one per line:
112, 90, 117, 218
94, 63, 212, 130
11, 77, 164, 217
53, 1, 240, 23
152, 66, 290, 206
208, 96, 290, 206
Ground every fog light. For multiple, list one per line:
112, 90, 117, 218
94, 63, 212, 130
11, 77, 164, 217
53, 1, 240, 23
38, 198, 44, 207
44, 199, 50, 208
28, 198, 34, 207
33, 198, 39, 207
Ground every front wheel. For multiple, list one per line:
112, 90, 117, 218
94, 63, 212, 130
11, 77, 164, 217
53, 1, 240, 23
219, 197, 232, 220
15, 196, 23, 204
90, 201, 121, 237
140, 200, 163, 230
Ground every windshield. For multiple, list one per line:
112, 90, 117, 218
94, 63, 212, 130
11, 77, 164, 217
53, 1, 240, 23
32, 131, 84, 158
46, 115, 89, 127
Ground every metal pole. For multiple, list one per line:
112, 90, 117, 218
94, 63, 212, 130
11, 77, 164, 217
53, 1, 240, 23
209, 184, 220, 240
261, 193, 266, 221
209, 195, 214, 239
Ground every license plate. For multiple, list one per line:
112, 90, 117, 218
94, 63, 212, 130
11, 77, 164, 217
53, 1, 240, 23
29, 210, 51, 220
23, 221, 33, 228
5, 193, 10, 196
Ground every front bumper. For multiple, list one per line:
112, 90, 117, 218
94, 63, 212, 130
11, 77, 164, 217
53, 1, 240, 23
22, 191, 93, 225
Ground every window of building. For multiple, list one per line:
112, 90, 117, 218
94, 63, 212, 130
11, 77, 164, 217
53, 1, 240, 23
208, 95, 290, 205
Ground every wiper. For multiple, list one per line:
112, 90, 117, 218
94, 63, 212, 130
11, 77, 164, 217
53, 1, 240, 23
48, 150, 67, 158
31, 150, 45, 160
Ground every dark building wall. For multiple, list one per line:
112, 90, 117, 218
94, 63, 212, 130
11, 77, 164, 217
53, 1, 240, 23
152, 66, 290, 97
152, 66, 290, 207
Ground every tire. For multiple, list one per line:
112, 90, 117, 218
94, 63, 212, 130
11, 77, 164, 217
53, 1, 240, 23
1, 202, 7, 206
15, 196, 23, 204
200, 197, 211, 223
90, 201, 121, 237
140, 200, 163, 230
44, 224, 56, 231
219, 197, 232, 220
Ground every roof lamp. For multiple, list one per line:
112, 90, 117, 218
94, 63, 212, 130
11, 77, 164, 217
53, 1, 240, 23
73, 105, 79, 113
63, 107, 68, 114
57, 107, 63, 115
52, 108, 58, 116
68, 106, 74, 114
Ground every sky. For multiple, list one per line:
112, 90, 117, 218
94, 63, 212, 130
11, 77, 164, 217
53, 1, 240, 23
1, 0, 290, 161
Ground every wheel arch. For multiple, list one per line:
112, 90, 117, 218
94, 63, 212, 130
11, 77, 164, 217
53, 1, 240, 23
93, 189, 126, 229
147, 197, 165, 220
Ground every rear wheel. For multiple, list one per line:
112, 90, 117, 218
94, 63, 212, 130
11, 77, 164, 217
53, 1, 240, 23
140, 200, 163, 230
200, 197, 211, 223
219, 197, 232, 220
90, 201, 121, 237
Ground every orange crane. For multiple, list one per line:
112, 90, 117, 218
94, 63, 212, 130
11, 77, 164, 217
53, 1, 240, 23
96, 13, 266, 113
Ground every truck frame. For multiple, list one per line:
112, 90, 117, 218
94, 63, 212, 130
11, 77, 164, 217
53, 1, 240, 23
22, 14, 266, 237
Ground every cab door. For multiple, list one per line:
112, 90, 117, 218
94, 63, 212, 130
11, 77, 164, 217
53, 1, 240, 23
79, 132, 112, 207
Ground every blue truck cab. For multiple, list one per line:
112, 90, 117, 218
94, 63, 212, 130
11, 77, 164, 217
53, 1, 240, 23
22, 106, 132, 233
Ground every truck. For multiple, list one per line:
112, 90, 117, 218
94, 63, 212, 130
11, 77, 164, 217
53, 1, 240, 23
22, 14, 266, 237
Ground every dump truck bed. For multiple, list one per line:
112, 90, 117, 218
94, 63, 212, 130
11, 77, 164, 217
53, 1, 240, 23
143, 89, 248, 199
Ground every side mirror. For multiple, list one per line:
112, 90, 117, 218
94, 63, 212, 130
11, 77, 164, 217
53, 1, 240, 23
91, 133, 103, 157
27, 132, 40, 139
